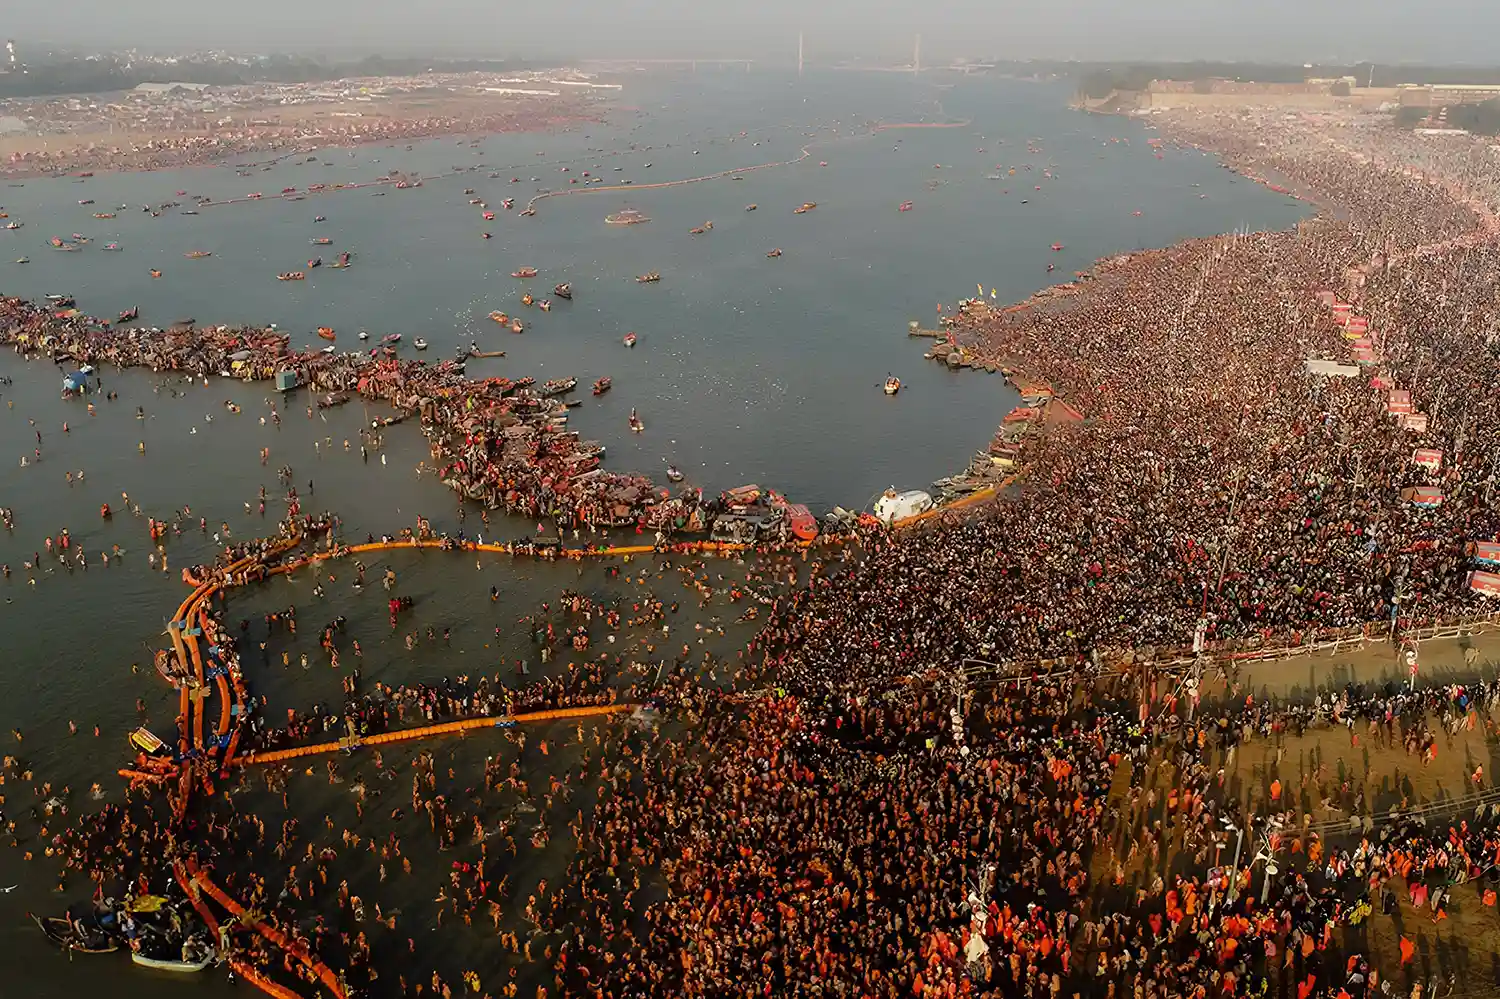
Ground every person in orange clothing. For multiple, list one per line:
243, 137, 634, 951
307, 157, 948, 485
1400, 935, 1416, 966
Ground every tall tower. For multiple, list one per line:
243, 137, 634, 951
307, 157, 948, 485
798, 31, 804, 77
914, 34, 921, 74
5, 40, 16, 72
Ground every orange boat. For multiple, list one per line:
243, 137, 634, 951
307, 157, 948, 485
794, 202, 817, 214
489, 311, 509, 324
317, 327, 336, 341
512, 267, 538, 278
784, 503, 818, 542
150, 269, 163, 278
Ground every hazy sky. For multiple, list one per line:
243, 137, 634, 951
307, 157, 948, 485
6, 0, 1494, 65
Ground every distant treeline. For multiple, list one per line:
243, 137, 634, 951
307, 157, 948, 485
1049, 61, 1500, 98
0, 55, 538, 99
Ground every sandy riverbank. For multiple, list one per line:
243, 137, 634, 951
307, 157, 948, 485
0, 91, 602, 179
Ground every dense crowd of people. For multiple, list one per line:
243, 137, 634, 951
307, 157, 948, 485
13, 106, 1500, 999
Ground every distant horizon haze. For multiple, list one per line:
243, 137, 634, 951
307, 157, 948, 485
3, 0, 1494, 68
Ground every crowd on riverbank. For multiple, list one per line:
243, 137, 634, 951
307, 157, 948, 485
1, 102, 595, 179
15, 106, 1500, 999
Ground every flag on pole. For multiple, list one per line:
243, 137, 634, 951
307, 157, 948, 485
978, 283, 984, 297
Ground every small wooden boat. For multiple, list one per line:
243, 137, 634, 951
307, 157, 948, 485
311, 237, 333, 245
30, 912, 119, 954
553, 283, 572, 299
745, 204, 757, 211
623, 332, 637, 348
592, 377, 611, 395
884, 376, 901, 395
149, 269, 161, 278
381, 334, 402, 344
511, 267, 538, 278
628, 409, 645, 433
539, 300, 552, 312
489, 311, 509, 324
413, 338, 429, 351
510, 320, 525, 334
470, 349, 506, 358
521, 292, 534, 307
92, 212, 116, 219
766, 248, 782, 258
277, 272, 305, 281
794, 202, 817, 214
118, 306, 139, 324
317, 327, 336, 341
636, 272, 660, 283
666, 465, 684, 482
184, 251, 211, 259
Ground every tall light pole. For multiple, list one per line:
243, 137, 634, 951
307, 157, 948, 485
798, 31, 804, 77
914, 34, 921, 74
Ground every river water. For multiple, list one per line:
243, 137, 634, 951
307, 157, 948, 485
0, 71, 1306, 995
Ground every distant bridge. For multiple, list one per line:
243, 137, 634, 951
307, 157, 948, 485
581, 58, 755, 72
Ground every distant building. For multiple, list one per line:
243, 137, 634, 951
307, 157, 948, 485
133, 82, 214, 96
1397, 83, 1500, 108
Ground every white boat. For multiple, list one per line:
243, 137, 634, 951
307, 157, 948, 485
666, 465, 684, 482
872, 488, 933, 525
884, 376, 901, 395
131, 947, 216, 973
357, 330, 370, 340
320, 344, 336, 354
413, 338, 429, 351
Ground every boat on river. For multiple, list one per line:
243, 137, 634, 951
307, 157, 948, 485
785, 503, 819, 541
623, 332, 637, 348
606, 209, 651, 225
542, 377, 577, 396
131, 940, 217, 973
184, 251, 211, 259
666, 465, 684, 482
521, 292, 534, 307
413, 338, 429, 351
899, 201, 913, 212
766, 248, 782, 258
118, 306, 139, 324
277, 272, 305, 281
628, 409, 645, 433
592, 377, 611, 395
93, 212, 116, 219
311, 237, 333, 245
512, 267, 538, 278
489, 311, 509, 324
102, 242, 121, 251
553, 283, 572, 299
317, 328, 336, 341
794, 202, 817, 214
884, 375, 901, 395
381, 334, 402, 344
30, 911, 119, 954
636, 272, 660, 283
745, 204, 757, 211
4, 222, 21, 229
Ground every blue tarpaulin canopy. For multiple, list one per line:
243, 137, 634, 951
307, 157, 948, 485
62, 371, 87, 391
